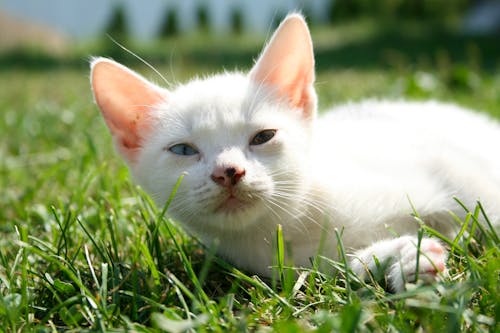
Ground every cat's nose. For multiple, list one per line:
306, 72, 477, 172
211, 166, 246, 188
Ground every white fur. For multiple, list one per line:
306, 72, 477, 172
129, 74, 500, 290
92, 15, 500, 292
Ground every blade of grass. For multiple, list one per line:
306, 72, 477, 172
477, 201, 499, 244
18, 225, 29, 324
414, 228, 424, 282
275, 224, 285, 290
335, 228, 353, 302
138, 242, 161, 287
76, 217, 108, 264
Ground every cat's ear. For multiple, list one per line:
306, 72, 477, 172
249, 14, 316, 119
90, 58, 167, 163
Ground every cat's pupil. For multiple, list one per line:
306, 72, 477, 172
250, 129, 277, 146
169, 143, 198, 156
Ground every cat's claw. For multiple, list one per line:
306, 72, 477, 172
350, 236, 447, 292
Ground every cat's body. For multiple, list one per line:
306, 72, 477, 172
91, 14, 500, 291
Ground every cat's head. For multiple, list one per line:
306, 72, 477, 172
90, 14, 317, 233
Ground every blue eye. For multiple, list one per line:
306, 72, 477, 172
168, 143, 199, 156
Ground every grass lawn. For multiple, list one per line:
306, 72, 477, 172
0, 18, 499, 331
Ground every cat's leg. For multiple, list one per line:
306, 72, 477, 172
349, 236, 447, 292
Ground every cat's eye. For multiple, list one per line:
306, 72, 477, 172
168, 143, 199, 156
250, 129, 277, 146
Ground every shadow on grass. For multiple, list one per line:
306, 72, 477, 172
1, 20, 499, 72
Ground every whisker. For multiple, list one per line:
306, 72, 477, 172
107, 35, 171, 87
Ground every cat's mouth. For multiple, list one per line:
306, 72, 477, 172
215, 193, 252, 214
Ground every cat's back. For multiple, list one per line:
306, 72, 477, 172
317, 99, 500, 160
320, 99, 499, 137
312, 100, 500, 223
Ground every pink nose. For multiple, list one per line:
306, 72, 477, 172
211, 166, 246, 188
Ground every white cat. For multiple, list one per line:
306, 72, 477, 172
90, 14, 500, 292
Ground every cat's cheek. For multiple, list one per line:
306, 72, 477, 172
132, 148, 193, 201
168, 155, 201, 169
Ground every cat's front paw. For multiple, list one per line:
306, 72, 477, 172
387, 237, 447, 292
350, 236, 447, 292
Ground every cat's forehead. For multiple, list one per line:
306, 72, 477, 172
153, 72, 299, 144
168, 73, 259, 128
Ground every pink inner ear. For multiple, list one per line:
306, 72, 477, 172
280, 66, 314, 111
91, 59, 166, 161
250, 14, 315, 116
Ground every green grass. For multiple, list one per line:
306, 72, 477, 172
1, 19, 499, 331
